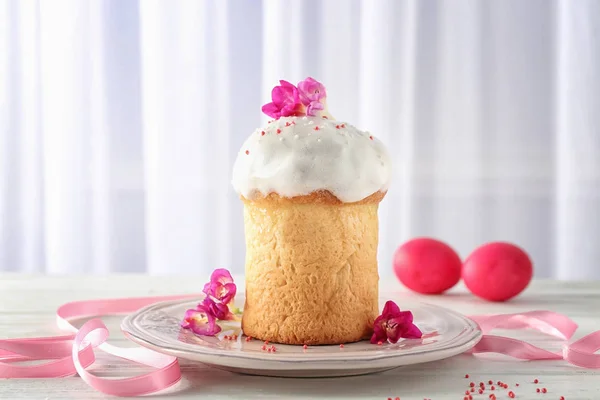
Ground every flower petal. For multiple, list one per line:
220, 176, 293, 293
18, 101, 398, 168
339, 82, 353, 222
381, 300, 402, 318
298, 77, 326, 105
262, 102, 281, 119
306, 101, 324, 116
220, 282, 237, 304
370, 331, 386, 344
402, 324, 423, 339
210, 268, 234, 285
386, 328, 402, 344
280, 102, 306, 117
181, 307, 221, 336
202, 281, 211, 296
279, 79, 296, 89
202, 297, 235, 321
371, 315, 387, 343
390, 311, 414, 325
271, 86, 288, 106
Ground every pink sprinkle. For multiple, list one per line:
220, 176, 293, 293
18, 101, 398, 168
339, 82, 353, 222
377, 341, 383, 345
245, 150, 249, 155
303, 344, 307, 350
261, 131, 265, 136
339, 344, 344, 348
336, 125, 340, 129
542, 388, 547, 393
314, 126, 320, 131
261, 345, 266, 350
370, 135, 374, 140
276, 129, 281, 134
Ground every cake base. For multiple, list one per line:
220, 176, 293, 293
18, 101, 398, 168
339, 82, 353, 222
241, 193, 380, 345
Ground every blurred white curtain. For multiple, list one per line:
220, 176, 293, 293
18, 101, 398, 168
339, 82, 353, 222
1, 0, 599, 279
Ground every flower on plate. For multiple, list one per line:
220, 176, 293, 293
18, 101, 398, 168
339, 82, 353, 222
297, 77, 326, 116
370, 300, 422, 344
181, 306, 221, 336
203, 268, 237, 305
181, 268, 239, 337
201, 296, 236, 321
262, 80, 306, 119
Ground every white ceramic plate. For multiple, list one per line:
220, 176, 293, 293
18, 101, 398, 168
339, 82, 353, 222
121, 295, 481, 378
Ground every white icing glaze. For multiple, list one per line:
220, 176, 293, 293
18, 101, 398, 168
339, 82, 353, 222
231, 116, 391, 203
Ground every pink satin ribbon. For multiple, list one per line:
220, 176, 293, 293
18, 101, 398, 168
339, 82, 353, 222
1, 297, 599, 397
0, 295, 197, 396
469, 311, 600, 368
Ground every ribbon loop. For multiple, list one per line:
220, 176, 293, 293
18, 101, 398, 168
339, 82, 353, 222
563, 331, 600, 368
72, 319, 182, 397
470, 311, 600, 369
1, 295, 194, 394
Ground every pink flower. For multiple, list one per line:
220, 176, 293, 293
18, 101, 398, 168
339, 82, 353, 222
262, 80, 306, 119
370, 301, 422, 344
298, 77, 326, 103
180, 268, 239, 337
181, 306, 221, 336
202, 268, 237, 305
297, 77, 326, 116
201, 297, 235, 321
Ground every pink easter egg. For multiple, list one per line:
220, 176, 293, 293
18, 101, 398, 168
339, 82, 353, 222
462, 242, 533, 302
393, 238, 462, 294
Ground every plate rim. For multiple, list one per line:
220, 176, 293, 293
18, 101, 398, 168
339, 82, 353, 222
121, 295, 482, 365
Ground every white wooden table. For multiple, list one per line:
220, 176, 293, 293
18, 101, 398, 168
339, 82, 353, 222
1, 275, 599, 400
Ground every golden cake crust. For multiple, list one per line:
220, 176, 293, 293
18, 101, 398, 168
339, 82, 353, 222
241, 190, 386, 207
241, 197, 380, 345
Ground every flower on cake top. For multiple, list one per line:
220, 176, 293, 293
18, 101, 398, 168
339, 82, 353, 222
262, 77, 331, 119
298, 77, 326, 116
370, 300, 422, 344
261, 80, 305, 119
181, 268, 238, 337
